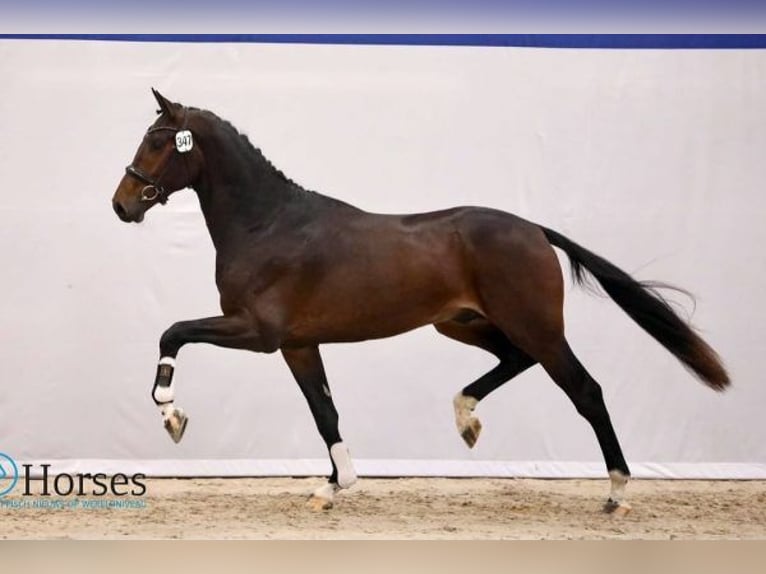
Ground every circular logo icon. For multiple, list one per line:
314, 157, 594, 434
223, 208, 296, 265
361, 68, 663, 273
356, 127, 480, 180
0, 453, 19, 497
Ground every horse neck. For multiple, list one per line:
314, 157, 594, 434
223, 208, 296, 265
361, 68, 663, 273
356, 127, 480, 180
191, 124, 308, 252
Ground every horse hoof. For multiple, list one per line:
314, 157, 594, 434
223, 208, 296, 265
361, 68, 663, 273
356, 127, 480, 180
307, 495, 333, 511
163, 408, 188, 444
460, 417, 482, 449
603, 498, 632, 516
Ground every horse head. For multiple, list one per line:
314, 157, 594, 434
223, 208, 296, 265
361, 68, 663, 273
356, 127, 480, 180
112, 88, 201, 223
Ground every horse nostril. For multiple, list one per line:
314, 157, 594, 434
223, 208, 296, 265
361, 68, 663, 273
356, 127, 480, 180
113, 200, 128, 220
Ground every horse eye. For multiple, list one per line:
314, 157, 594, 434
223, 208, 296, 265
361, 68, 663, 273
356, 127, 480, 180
149, 136, 165, 151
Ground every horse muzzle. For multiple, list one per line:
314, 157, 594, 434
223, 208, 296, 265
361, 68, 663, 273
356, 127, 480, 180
112, 198, 145, 223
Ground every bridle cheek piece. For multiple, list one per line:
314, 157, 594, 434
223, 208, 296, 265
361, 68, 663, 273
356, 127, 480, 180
125, 124, 193, 205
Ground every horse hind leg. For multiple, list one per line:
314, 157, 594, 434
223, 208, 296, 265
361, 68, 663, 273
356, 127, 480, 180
472, 244, 631, 512
530, 336, 632, 515
434, 316, 536, 448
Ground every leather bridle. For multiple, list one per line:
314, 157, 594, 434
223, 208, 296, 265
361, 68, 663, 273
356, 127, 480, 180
125, 121, 190, 205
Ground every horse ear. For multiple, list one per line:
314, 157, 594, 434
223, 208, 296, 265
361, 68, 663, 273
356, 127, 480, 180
151, 87, 179, 118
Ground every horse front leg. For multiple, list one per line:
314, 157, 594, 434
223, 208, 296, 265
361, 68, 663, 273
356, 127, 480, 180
281, 346, 357, 511
152, 313, 273, 443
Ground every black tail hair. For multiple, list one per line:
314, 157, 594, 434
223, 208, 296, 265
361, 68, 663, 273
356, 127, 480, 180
541, 226, 729, 390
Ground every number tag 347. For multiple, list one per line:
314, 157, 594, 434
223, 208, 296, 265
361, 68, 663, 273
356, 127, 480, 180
175, 130, 193, 153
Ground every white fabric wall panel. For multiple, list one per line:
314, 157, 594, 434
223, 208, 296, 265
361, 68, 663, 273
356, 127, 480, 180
1, 40, 764, 477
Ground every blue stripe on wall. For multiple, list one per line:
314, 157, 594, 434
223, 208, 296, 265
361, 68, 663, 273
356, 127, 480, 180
1, 34, 765, 49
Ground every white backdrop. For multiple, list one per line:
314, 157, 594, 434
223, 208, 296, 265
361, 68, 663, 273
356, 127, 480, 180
1, 40, 764, 478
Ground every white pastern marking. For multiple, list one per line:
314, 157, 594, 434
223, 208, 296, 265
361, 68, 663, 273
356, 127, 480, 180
330, 442, 357, 489
159, 357, 177, 367
313, 482, 338, 502
609, 470, 629, 502
159, 403, 175, 420
453, 393, 478, 432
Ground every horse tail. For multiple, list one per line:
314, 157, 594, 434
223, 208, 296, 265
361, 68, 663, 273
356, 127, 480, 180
540, 226, 730, 391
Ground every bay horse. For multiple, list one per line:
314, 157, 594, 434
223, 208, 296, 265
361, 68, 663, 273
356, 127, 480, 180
112, 89, 729, 514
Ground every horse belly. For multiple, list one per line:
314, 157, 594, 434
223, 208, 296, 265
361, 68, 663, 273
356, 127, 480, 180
282, 241, 476, 344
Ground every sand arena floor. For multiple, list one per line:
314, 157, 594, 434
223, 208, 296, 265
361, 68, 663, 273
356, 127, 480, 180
2, 477, 765, 539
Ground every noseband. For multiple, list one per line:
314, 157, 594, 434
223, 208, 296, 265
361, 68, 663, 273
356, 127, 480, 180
125, 122, 191, 204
